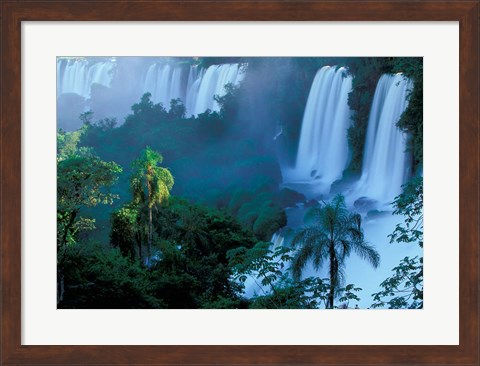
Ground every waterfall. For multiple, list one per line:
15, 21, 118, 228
143, 63, 187, 108
57, 58, 116, 98
188, 64, 245, 116
57, 58, 246, 119
355, 73, 413, 204
284, 66, 352, 194
142, 62, 245, 116
270, 231, 285, 250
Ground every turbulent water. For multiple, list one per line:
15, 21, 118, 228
283, 66, 352, 195
57, 58, 116, 98
353, 73, 413, 205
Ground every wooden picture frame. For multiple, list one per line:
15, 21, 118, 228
1, 1, 478, 364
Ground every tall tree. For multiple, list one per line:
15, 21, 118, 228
131, 146, 174, 265
291, 194, 380, 308
57, 128, 121, 303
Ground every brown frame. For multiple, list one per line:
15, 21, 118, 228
1, 0, 478, 365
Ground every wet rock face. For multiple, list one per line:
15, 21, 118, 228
304, 199, 320, 208
354, 197, 378, 211
277, 188, 306, 208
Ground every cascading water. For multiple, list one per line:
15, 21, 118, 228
141, 62, 244, 116
354, 73, 413, 204
189, 64, 245, 116
143, 63, 187, 107
57, 58, 116, 98
56, 58, 246, 121
283, 66, 352, 195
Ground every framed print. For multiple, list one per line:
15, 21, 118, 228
1, 1, 478, 365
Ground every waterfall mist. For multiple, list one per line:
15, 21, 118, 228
57, 57, 245, 130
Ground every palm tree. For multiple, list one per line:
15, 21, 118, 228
131, 147, 174, 265
291, 194, 380, 308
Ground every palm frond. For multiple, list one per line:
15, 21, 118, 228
351, 240, 380, 268
291, 240, 315, 280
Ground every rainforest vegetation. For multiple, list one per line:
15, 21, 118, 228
57, 57, 423, 309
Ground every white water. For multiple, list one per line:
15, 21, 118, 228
189, 64, 245, 115
142, 62, 245, 116
353, 73, 413, 205
283, 66, 352, 195
57, 58, 116, 98
143, 63, 186, 107
264, 71, 418, 308
57, 58, 246, 119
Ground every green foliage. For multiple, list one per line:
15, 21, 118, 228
58, 58, 423, 309
214, 83, 240, 121
227, 189, 255, 214
228, 242, 311, 308
57, 128, 122, 304
129, 92, 168, 123
235, 192, 287, 241
131, 146, 174, 209
227, 187, 305, 242
291, 194, 379, 308
389, 176, 423, 248
57, 131, 122, 251
148, 197, 257, 308
110, 205, 142, 259
393, 58, 423, 170
130, 146, 174, 264
371, 177, 423, 309
60, 244, 162, 309
57, 124, 92, 160
168, 98, 186, 120
229, 242, 293, 289
371, 256, 423, 309
228, 241, 362, 309
252, 203, 287, 241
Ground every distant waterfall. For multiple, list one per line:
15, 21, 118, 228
284, 66, 352, 192
142, 62, 245, 116
189, 64, 245, 116
57, 58, 245, 119
143, 63, 187, 107
355, 74, 413, 204
57, 58, 116, 98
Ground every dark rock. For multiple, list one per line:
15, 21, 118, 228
276, 188, 306, 207
304, 199, 320, 208
354, 197, 378, 211
366, 209, 389, 219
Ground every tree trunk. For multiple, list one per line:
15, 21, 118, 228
147, 176, 152, 267
57, 210, 77, 306
137, 233, 142, 260
328, 244, 336, 309
148, 206, 152, 267
58, 270, 65, 304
